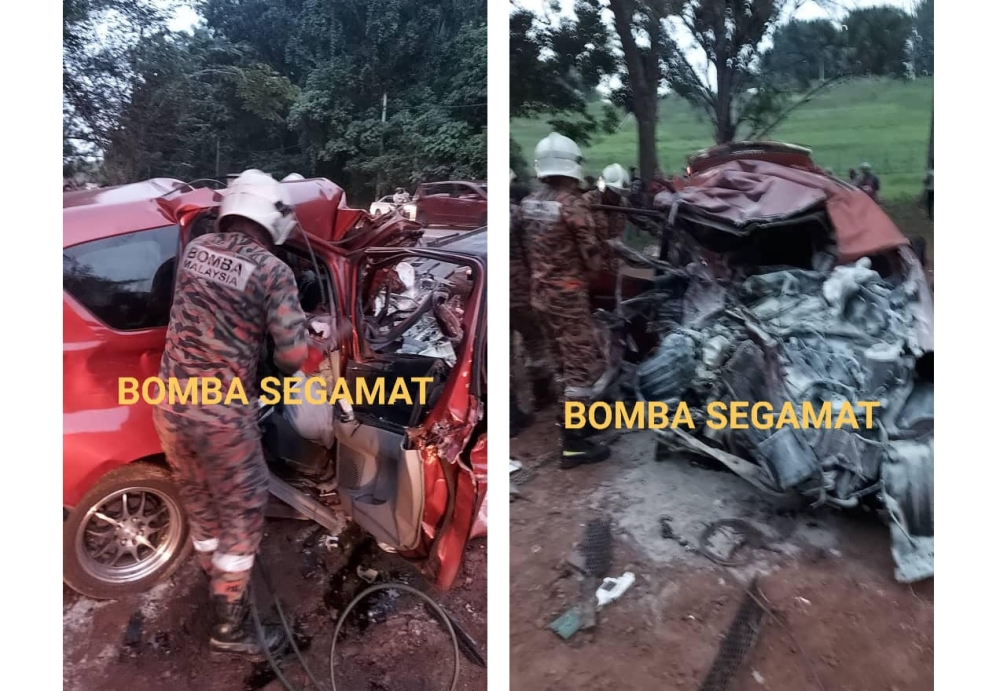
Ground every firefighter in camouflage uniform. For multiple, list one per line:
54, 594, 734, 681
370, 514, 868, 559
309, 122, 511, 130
152, 169, 309, 661
582, 163, 631, 278
516, 133, 611, 467
510, 169, 556, 437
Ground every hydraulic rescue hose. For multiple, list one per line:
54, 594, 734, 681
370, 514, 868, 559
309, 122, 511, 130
329, 583, 461, 691
249, 555, 461, 691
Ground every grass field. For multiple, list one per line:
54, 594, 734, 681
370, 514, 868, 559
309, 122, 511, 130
511, 77, 933, 201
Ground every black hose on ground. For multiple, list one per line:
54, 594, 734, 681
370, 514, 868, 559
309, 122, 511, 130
329, 583, 461, 691
250, 561, 327, 691
249, 555, 461, 691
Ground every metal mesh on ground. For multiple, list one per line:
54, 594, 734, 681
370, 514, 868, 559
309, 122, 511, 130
697, 578, 768, 691
581, 518, 613, 578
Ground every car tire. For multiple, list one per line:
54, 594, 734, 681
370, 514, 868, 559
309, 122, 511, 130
64, 462, 191, 600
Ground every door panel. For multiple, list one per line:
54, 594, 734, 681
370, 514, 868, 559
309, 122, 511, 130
339, 246, 485, 582
334, 423, 424, 551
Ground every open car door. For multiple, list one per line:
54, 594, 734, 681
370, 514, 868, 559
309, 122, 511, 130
335, 245, 487, 589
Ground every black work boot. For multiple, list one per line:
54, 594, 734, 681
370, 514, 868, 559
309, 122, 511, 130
531, 377, 558, 411
209, 594, 289, 661
578, 421, 606, 439
559, 426, 611, 469
511, 393, 534, 438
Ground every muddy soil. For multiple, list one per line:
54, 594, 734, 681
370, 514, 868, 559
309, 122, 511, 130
64, 520, 487, 691
509, 416, 933, 691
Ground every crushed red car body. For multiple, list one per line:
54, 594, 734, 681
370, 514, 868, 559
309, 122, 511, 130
63, 177, 487, 599
594, 141, 934, 585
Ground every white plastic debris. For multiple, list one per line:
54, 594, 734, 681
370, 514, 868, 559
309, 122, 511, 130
309, 318, 331, 339
395, 261, 416, 292
283, 371, 336, 448
509, 459, 523, 474
752, 670, 766, 685
595, 572, 636, 609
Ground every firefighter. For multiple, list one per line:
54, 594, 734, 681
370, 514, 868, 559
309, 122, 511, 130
583, 163, 631, 278
152, 169, 309, 660
516, 133, 611, 467
510, 169, 555, 437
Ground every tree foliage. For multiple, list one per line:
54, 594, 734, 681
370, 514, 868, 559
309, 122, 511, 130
63, 0, 487, 201
911, 0, 933, 76
511, 0, 933, 175
660, 0, 799, 144
763, 5, 919, 87
843, 5, 913, 78
761, 18, 851, 89
63, 0, 174, 172
510, 1, 618, 179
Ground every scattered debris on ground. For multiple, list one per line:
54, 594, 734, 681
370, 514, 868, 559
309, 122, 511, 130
510, 420, 933, 690
64, 520, 486, 691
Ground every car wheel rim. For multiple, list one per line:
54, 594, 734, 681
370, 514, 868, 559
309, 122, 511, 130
75, 486, 184, 585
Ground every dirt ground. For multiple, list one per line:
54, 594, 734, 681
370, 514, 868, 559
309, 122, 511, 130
509, 414, 933, 691
64, 520, 487, 691
511, 210, 933, 690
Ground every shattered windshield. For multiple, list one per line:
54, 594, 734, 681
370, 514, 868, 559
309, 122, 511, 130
362, 254, 475, 368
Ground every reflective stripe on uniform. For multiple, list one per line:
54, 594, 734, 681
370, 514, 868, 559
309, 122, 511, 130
212, 552, 255, 573
193, 537, 219, 552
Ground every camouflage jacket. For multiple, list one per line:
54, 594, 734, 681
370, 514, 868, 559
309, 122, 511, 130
582, 189, 628, 274
515, 185, 602, 307
158, 231, 308, 420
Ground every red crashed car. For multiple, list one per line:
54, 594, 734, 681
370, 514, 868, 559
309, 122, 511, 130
402, 180, 488, 229
63, 177, 487, 599
592, 141, 934, 583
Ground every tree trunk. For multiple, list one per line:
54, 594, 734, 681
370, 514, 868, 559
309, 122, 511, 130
634, 92, 659, 179
609, 0, 660, 180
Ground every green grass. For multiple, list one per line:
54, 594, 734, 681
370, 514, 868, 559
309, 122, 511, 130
511, 77, 933, 201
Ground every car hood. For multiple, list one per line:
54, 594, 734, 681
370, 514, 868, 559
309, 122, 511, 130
657, 159, 907, 263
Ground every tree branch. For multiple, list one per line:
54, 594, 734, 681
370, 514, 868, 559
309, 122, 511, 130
749, 76, 846, 139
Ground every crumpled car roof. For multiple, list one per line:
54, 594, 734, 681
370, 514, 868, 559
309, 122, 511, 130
657, 159, 908, 263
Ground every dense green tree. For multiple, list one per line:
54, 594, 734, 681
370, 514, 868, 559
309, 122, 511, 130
842, 5, 913, 78
63, 0, 174, 169
761, 19, 851, 89
911, 0, 933, 77
65, 0, 488, 201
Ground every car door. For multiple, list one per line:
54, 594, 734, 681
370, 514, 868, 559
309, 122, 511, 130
334, 246, 486, 589
63, 223, 183, 506
421, 184, 451, 226
453, 183, 487, 227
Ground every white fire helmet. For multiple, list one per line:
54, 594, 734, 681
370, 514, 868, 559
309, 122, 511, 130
533, 132, 584, 183
597, 163, 630, 196
281, 173, 306, 182
218, 169, 300, 245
